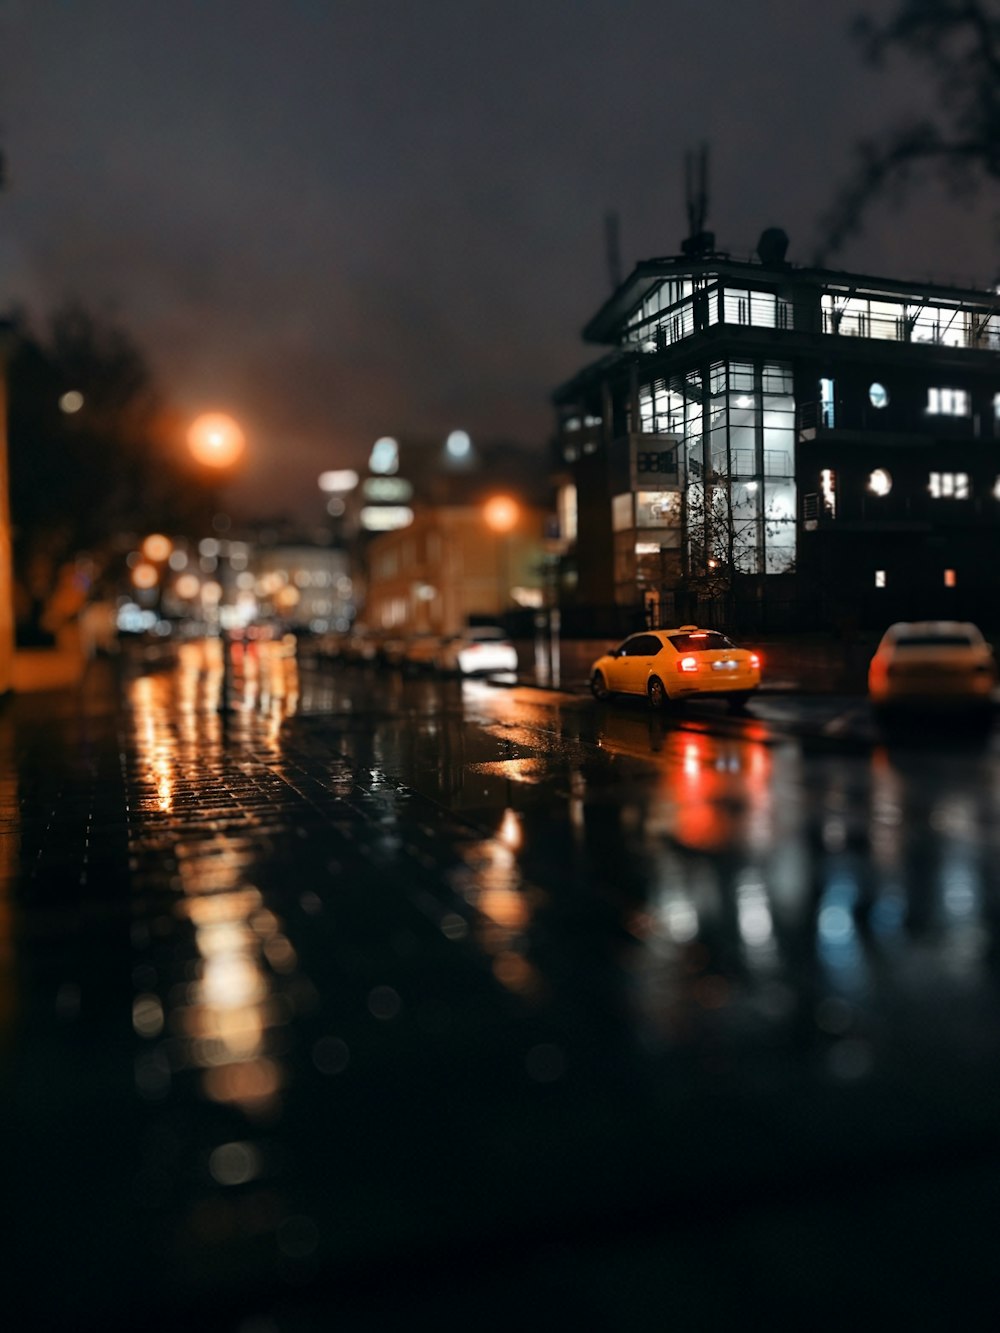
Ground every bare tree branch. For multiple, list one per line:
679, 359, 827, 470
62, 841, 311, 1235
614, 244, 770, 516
816, 1, 1000, 262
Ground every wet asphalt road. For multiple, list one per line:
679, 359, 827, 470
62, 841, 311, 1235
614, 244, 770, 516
5, 645, 1000, 1330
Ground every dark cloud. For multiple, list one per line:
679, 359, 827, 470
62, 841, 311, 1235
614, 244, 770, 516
1, 0, 991, 518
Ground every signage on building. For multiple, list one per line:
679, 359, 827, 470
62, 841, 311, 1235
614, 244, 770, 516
360, 505, 414, 531
631, 435, 680, 490
362, 476, 414, 503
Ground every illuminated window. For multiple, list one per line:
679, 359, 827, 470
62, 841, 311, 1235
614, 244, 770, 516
819, 377, 835, 429
868, 468, 892, 496
929, 471, 970, 499
869, 382, 889, 408
820, 468, 836, 517
944, 569, 957, 587
612, 494, 633, 531
636, 490, 680, 527
875, 570, 886, 588
557, 483, 578, 542
926, 387, 970, 416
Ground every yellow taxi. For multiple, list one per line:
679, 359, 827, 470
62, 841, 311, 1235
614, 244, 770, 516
868, 621, 997, 714
590, 626, 761, 710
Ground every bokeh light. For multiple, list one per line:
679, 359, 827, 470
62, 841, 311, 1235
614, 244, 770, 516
142, 533, 173, 563
131, 562, 159, 590
175, 573, 201, 599
318, 469, 359, 493
369, 437, 399, 474
187, 413, 246, 469
483, 495, 520, 533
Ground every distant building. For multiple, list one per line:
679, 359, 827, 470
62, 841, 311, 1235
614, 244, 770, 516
355, 433, 552, 635
553, 229, 1000, 633
252, 543, 352, 632
364, 504, 547, 637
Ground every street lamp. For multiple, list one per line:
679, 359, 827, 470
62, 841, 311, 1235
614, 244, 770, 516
187, 412, 246, 713
483, 494, 520, 618
187, 413, 246, 470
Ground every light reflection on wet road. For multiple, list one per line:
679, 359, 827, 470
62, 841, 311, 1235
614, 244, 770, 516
291, 666, 1000, 1076
8, 643, 1000, 1328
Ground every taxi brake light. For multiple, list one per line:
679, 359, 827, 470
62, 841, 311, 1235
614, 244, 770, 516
749, 652, 761, 669
678, 655, 698, 673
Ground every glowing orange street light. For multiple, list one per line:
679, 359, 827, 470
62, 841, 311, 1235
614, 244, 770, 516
186, 413, 245, 715
483, 495, 520, 615
187, 413, 246, 469
483, 495, 519, 534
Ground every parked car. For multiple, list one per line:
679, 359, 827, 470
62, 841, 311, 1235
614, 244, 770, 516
436, 626, 518, 676
590, 626, 761, 710
868, 620, 997, 714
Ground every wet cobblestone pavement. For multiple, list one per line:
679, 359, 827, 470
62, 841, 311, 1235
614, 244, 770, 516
4, 647, 1000, 1330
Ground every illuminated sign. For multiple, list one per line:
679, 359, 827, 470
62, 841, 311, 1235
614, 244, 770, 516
631, 434, 680, 489
369, 437, 399, 474
360, 505, 414, 531
319, 469, 359, 492
362, 476, 413, 502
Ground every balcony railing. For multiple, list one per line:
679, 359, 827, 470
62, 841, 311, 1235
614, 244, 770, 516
624, 295, 1000, 354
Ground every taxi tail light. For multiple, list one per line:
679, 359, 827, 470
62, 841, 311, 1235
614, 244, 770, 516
749, 653, 761, 670
677, 656, 699, 673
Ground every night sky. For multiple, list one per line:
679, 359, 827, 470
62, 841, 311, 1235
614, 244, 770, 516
1, 0, 995, 519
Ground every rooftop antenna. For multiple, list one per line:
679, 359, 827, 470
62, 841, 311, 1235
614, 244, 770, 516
604, 210, 622, 290
681, 144, 715, 257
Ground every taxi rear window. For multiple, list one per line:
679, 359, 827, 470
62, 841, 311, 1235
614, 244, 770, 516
894, 635, 975, 649
667, 632, 734, 652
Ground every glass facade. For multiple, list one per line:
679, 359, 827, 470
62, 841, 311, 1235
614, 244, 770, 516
821, 291, 1000, 348
642, 359, 796, 579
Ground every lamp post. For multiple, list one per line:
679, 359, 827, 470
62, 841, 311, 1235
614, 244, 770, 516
187, 413, 245, 713
482, 494, 519, 623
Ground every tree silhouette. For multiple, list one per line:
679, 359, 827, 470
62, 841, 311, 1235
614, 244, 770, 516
682, 472, 795, 626
817, 0, 1000, 261
7, 304, 201, 642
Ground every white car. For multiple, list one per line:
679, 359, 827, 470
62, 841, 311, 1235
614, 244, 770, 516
868, 620, 997, 714
436, 626, 518, 675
